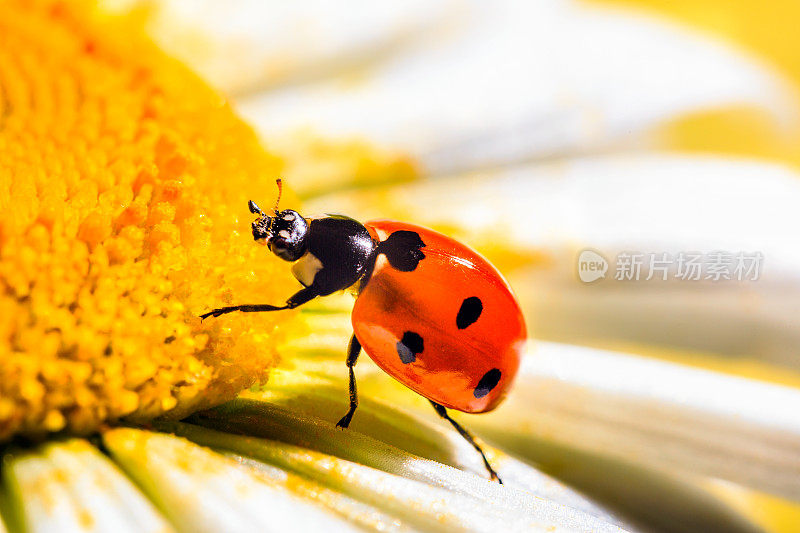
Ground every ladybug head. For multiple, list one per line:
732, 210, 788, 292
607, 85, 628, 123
248, 200, 309, 262
248, 178, 308, 261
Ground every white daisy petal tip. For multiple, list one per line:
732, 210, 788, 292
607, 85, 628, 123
236, 0, 799, 173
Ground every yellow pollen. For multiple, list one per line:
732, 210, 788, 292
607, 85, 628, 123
0, 0, 299, 440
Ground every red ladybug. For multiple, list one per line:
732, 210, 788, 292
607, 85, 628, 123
202, 180, 527, 482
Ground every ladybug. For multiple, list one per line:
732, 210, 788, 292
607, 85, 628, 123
202, 180, 527, 482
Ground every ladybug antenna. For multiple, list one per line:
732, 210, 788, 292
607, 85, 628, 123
272, 178, 283, 215
248, 200, 263, 215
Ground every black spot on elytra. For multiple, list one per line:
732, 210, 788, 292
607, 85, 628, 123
396, 331, 424, 364
474, 368, 501, 399
456, 296, 483, 329
378, 231, 425, 272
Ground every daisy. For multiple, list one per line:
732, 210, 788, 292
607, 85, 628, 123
2, 1, 799, 531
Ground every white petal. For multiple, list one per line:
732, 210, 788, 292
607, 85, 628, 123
104, 0, 454, 95
103, 428, 360, 533
3, 441, 172, 533
4, 453, 90, 533
266, 305, 769, 532
239, 0, 797, 173
222, 453, 413, 533
247, 381, 626, 526
166, 421, 629, 533
475, 342, 800, 502
43, 441, 174, 533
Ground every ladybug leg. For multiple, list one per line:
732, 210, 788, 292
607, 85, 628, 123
429, 401, 502, 484
200, 286, 318, 320
335, 335, 362, 429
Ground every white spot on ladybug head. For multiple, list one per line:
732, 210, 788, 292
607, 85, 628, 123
278, 230, 291, 239
283, 213, 296, 221
291, 252, 323, 287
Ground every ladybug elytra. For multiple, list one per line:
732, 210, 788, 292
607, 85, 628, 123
202, 180, 527, 482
